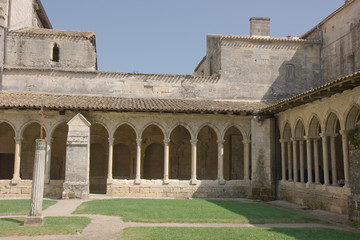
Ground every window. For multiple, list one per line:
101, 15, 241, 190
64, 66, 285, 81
52, 43, 60, 62
286, 64, 295, 80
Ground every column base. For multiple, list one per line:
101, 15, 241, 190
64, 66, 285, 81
11, 177, 20, 185
107, 178, 113, 184
190, 179, 198, 185
134, 178, 141, 185
163, 178, 170, 185
24, 216, 45, 226
218, 178, 226, 185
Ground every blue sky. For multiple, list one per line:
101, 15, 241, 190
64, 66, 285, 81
41, 0, 344, 75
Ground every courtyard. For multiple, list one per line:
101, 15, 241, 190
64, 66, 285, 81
0, 197, 359, 240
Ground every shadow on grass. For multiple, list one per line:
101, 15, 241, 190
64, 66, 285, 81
0, 218, 23, 225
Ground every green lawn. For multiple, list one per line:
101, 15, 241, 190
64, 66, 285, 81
73, 199, 316, 224
0, 199, 57, 216
120, 227, 360, 240
0, 216, 90, 237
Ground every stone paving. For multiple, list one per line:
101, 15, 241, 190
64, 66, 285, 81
1, 196, 359, 240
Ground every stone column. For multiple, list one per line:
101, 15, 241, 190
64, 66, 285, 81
62, 113, 91, 199
44, 137, 53, 184
292, 138, 298, 182
163, 138, 170, 184
340, 130, 350, 187
107, 137, 114, 182
330, 135, 337, 186
313, 138, 320, 184
243, 140, 251, 181
24, 140, 46, 226
12, 137, 23, 184
279, 139, 286, 181
190, 139, 198, 185
305, 137, 313, 183
320, 133, 330, 185
135, 138, 142, 185
287, 140, 292, 181
217, 139, 225, 185
299, 140, 305, 183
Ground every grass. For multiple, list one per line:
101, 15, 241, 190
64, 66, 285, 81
0, 216, 90, 237
73, 199, 316, 224
120, 227, 360, 240
0, 199, 57, 216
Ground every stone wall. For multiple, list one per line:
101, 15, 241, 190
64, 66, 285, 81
8, 0, 35, 30
348, 149, 360, 222
279, 181, 350, 214
107, 179, 251, 199
0, 180, 63, 198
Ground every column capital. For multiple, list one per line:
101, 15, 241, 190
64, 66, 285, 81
163, 138, 170, 144
136, 138, 142, 145
45, 137, 53, 144
242, 140, 251, 144
190, 139, 198, 145
319, 132, 330, 138
339, 129, 348, 136
108, 137, 114, 144
14, 137, 24, 142
217, 139, 225, 144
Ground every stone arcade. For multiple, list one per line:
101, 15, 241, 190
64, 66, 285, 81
0, 0, 360, 222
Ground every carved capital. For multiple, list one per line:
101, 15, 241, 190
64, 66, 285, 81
190, 139, 198, 145
163, 138, 170, 144
136, 138, 142, 145
108, 137, 114, 145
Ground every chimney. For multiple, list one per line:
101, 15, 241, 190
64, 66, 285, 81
250, 17, 270, 37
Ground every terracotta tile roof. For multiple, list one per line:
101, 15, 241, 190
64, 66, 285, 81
8, 28, 95, 40
0, 93, 271, 114
262, 71, 360, 113
219, 35, 321, 44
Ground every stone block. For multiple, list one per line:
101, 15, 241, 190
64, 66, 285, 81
24, 216, 45, 226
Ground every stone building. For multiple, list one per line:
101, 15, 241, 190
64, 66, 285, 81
0, 0, 359, 220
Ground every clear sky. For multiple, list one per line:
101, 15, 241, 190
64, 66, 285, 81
41, 0, 344, 75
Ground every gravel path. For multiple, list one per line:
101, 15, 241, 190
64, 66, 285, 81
1, 197, 359, 240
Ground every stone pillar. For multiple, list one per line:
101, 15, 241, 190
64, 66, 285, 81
292, 138, 298, 182
12, 137, 23, 184
107, 137, 114, 182
62, 113, 91, 199
287, 140, 292, 181
135, 138, 142, 184
163, 138, 170, 184
340, 130, 350, 187
305, 137, 313, 183
320, 133, 330, 185
217, 139, 225, 185
250, 118, 276, 201
243, 140, 251, 181
330, 135, 337, 186
24, 140, 46, 226
44, 137, 53, 184
299, 140, 305, 183
279, 139, 286, 181
190, 139, 198, 185
313, 138, 320, 184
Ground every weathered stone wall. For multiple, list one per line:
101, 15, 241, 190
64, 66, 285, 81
107, 179, 251, 199
8, 0, 35, 30
0, 180, 63, 198
279, 181, 350, 214
5, 35, 97, 71
220, 38, 321, 101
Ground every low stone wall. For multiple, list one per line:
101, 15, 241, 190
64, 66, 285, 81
0, 180, 64, 198
107, 179, 251, 199
278, 181, 350, 214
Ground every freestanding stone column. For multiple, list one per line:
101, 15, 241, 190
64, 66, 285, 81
107, 137, 114, 182
291, 138, 298, 182
330, 135, 337, 186
24, 139, 47, 226
44, 137, 53, 184
280, 139, 286, 181
320, 133, 330, 185
340, 130, 350, 187
135, 138, 142, 184
287, 141, 293, 181
243, 140, 251, 181
313, 138, 320, 184
299, 140, 305, 183
217, 139, 225, 185
163, 138, 170, 184
190, 139, 198, 185
62, 113, 91, 199
12, 137, 23, 184
305, 137, 313, 184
